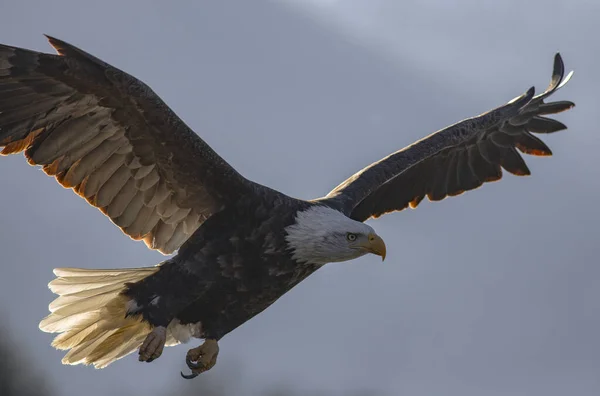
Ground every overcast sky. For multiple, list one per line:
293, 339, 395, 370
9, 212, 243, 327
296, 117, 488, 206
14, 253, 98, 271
0, 1, 598, 395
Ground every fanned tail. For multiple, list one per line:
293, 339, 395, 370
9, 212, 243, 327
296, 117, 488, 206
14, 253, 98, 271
39, 267, 159, 368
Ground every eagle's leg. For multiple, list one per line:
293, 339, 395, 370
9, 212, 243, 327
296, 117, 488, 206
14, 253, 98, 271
180, 339, 220, 379
138, 326, 166, 363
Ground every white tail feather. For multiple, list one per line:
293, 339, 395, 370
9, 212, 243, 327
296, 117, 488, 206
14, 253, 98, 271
40, 267, 159, 368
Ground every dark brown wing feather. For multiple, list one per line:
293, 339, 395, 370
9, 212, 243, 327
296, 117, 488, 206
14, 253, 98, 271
0, 36, 256, 254
324, 54, 574, 221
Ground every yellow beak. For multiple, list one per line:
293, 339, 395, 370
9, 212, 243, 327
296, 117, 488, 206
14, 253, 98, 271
363, 233, 387, 261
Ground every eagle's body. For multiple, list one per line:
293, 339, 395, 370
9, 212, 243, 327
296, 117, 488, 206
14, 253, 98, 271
0, 36, 575, 377
125, 193, 317, 341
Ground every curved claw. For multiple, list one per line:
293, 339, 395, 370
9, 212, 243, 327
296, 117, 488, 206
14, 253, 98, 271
185, 355, 203, 370
180, 370, 199, 380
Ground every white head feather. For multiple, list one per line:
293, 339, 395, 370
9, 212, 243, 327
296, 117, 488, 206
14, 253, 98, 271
285, 205, 384, 265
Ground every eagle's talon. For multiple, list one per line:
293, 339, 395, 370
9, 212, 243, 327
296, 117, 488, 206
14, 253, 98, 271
180, 370, 200, 380
138, 326, 166, 363
180, 338, 219, 379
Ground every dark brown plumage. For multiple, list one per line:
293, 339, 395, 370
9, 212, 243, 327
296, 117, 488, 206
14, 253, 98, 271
326, 54, 573, 221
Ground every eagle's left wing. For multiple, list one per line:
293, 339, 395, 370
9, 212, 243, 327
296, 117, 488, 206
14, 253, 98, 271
324, 54, 574, 221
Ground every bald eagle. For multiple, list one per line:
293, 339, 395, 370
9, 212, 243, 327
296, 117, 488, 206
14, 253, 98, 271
0, 36, 574, 378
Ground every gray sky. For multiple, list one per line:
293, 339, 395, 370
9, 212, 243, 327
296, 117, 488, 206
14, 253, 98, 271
1, 0, 599, 395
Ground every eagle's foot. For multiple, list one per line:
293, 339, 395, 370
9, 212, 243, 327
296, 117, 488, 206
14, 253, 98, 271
138, 326, 166, 363
180, 339, 219, 379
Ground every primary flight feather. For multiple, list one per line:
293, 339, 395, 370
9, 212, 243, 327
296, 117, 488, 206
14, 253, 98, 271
0, 36, 574, 378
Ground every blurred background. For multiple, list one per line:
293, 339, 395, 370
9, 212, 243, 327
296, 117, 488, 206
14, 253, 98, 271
0, 1, 598, 395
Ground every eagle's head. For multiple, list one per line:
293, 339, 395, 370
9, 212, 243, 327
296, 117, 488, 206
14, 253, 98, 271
285, 205, 386, 265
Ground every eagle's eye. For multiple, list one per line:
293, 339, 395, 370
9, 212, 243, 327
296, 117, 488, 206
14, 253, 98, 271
346, 233, 357, 242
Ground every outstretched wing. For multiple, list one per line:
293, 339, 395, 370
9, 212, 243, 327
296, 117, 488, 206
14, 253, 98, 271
0, 36, 255, 254
324, 54, 574, 221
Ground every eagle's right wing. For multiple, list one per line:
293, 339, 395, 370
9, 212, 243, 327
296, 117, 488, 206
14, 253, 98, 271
0, 36, 254, 254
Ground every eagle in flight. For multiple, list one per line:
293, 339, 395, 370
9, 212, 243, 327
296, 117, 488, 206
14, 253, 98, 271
0, 36, 574, 378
